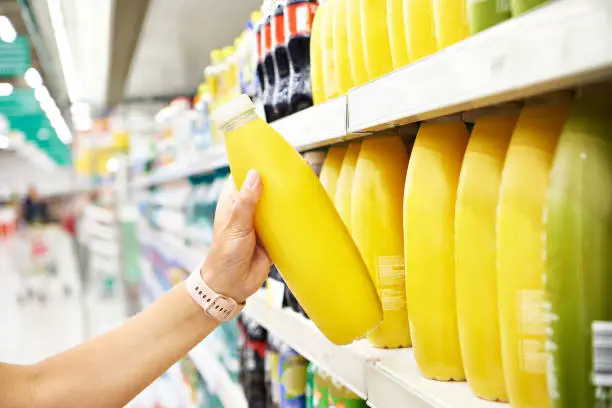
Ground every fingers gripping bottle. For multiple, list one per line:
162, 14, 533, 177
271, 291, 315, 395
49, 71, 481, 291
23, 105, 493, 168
286, 0, 319, 112
213, 95, 382, 345
272, 1, 292, 119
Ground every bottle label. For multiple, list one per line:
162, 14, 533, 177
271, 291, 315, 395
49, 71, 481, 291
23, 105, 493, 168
285, 2, 318, 39
329, 396, 366, 408
376, 256, 406, 311
592, 321, 612, 390
272, 13, 286, 48
263, 21, 273, 55
256, 29, 263, 62
517, 289, 547, 374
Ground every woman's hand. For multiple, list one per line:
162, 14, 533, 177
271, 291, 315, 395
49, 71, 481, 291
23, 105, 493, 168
200, 170, 271, 303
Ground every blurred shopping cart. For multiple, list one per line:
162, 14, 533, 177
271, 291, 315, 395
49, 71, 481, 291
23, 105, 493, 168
13, 225, 60, 303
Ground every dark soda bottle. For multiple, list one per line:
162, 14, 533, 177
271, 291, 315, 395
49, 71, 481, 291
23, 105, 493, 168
262, 9, 279, 122
272, 1, 291, 119
285, 0, 318, 113
255, 16, 266, 104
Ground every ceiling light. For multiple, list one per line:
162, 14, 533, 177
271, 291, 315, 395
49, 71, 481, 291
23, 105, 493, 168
0, 83, 13, 97
24, 68, 44, 89
0, 16, 17, 43
47, 0, 79, 103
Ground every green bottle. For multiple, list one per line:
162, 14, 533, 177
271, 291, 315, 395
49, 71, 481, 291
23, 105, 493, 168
306, 363, 317, 408
314, 369, 330, 408
546, 89, 612, 408
510, 0, 547, 16
467, 0, 512, 34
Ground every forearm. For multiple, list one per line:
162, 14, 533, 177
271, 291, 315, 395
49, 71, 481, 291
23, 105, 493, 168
26, 282, 218, 408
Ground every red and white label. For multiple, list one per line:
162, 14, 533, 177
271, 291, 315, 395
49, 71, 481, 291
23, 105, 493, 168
285, 2, 318, 39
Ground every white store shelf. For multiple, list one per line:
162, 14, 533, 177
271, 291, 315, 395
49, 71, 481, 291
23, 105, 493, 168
131, 96, 348, 188
243, 292, 502, 408
348, 0, 612, 133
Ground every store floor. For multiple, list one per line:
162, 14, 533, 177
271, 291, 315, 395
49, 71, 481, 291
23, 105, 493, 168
0, 227, 126, 365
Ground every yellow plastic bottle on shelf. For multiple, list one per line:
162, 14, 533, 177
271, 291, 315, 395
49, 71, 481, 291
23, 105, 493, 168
310, 0, 327, 105
496, 96, 572, 408
360, 0, 394, 81
404, 121, 469, 380
333, 0, 354, 95
387, 0, 410, 69
319, 146, 347, 200
455, 113, 518, 402
352, 135, 411, 349
213, 95, 382, 345
334, 141, 361, 232
346, 0, 369, 87
222, 46, 237, 101
322, 0, 340, 100
432, 0, 470, 50
403, 0, 438, 62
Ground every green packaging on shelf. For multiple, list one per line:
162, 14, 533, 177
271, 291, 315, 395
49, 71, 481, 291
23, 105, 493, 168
313, 366, 330, 408
306, 362, 317, 408
328, 378, 365, 408
467, 0, 512, 34
546, 89, 612, 408
279, 345, 308, 407
510, 0, 547, 15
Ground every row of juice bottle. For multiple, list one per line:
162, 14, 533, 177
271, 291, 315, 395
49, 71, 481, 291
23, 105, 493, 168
311, 0, 550, 104
238, 315, 366, 408
198, 0, 318, 138
314, 88, 612, 407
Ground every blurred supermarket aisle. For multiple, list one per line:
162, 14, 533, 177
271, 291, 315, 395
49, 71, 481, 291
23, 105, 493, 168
0, 226, 125, 365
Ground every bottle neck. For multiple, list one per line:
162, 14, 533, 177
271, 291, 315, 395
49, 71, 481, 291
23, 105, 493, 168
220, 108, 258, 132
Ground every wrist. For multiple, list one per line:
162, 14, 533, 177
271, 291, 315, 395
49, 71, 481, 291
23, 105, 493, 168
199, 265, 248, 304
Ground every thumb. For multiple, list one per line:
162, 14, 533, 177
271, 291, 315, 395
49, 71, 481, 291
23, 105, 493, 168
228, 170, 262, 236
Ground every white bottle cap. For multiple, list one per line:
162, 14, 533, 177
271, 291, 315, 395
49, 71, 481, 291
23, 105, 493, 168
211, 94, 256, 131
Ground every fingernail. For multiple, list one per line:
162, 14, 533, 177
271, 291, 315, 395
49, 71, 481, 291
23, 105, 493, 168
244, 169, 259, 188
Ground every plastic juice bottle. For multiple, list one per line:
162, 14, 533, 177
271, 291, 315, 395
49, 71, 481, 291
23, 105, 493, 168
511, 0, 547, 16
322, 0, 339, 100
404, 121, 469, 381
225, 46, 239, 100
352, 135, 411, 349
360, 0, 394, 81
263, 5, 280, 122
205, 49, 222, 106
319, 146, 347, 200
213, 95, 382, 345
546, 90, 612, 408
403, 0, 438, 62
332, 0, 354, 95
334, 141, 361, 232
346, 0, 369, 87
432, 0, 470, 50
310, 0, 327, 105
272, 1, 291, 119
467, 0, 511, 34
285, 0, 318, 112
455, 113, 518, 401
279, 345, 308, 407
313, 368, 330, 408
255, 12, 266, 103
497, 96, 572, 408
387, 0, 410, 69
328, 378, 366, 407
